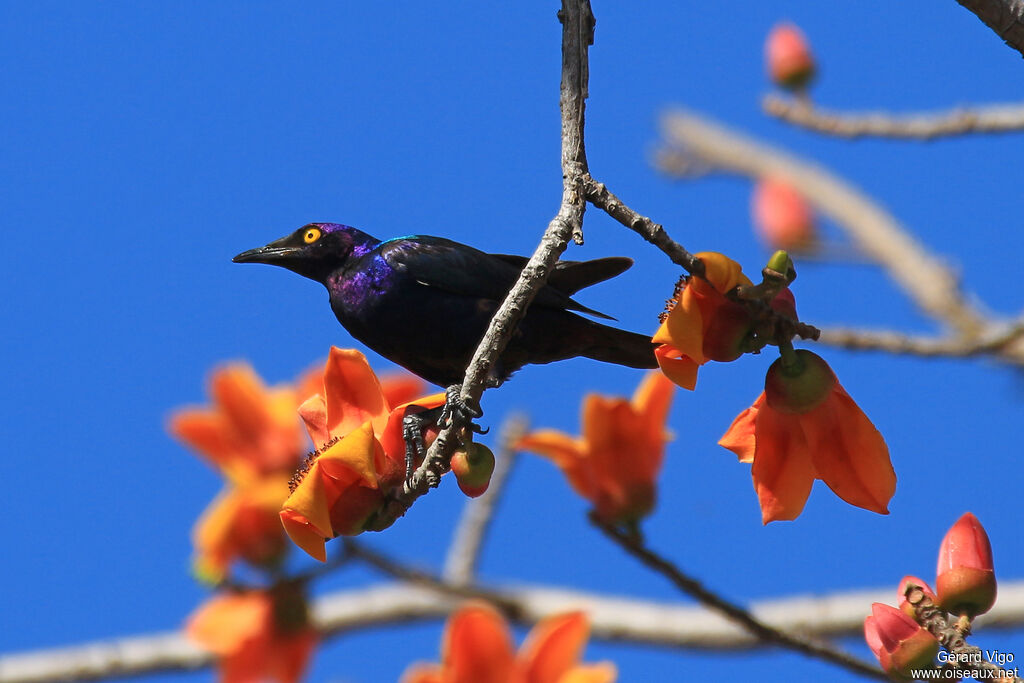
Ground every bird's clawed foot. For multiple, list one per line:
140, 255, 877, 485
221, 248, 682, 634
401, 387, 488, 486
438, 384, 486, 435
402, 406, 442, 484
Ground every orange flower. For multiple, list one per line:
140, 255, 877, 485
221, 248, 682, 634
652, 252, 753, 390
765, 22, 815, 90
170, 364, 309, 483
518, 372, 674, 525
719, 350, 895, 523
295, 347, 443, 455
187, 586, 316, 683
752, 178, 816, 250
402, 602, 616, 683
281, 348, 445, 560
192, 474, 291, 583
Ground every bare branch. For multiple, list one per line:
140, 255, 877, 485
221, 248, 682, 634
385, 0, 596, 517
443, 415, 528, 586
591, 515, 888, 681
818, 323, 1024, 364
9, 580, 1024, 683
956, 0, 1024, 58
764, 94, 1024, 140
657, 109, 987, 338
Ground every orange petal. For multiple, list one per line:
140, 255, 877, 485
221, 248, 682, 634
192, 488, 243, 581
557, 664, 618, 683
323, 347, 390, 437
211, 364, 273, 440
719, 394, 764, 464
442, 603, 516, 683
631, 371, 675, 440
517, 611, 589, 683
750, 405, 816, 523
298, 394, 330, 447
654, 344, 699, 390
518, 430, 592, 500
378, 392, 448, 468
281, 460, 334, 561
169, 411, 235, 468
265, 630, 317, 683
316, 422, 380, 488
660, 289, 706, 365
802, 386, 895, 515
279, 509, 328, 562
187, 592, 269, 655
379, 373, 429, 410
696, 251, 752, 292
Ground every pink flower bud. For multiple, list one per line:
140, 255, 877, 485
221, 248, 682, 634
897, 575, 937, 619
865, 603, 939, 677
752, 179, 816, 250
936, 512, 996, 618
765, 22, 816, 90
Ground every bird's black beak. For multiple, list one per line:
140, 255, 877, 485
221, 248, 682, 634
232, 236, 301, 265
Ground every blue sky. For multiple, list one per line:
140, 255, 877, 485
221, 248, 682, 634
4, 2, 1024, 681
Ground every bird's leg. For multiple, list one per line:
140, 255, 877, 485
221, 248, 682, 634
402, 405, 444, 482
403, 387, 488, 485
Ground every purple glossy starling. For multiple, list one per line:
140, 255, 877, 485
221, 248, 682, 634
233, 223, 657, 387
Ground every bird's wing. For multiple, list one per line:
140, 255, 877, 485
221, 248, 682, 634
379, 237, 616, 320
491, 254, 633, 295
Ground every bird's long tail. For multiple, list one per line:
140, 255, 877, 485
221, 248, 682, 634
581, 320, 658, 370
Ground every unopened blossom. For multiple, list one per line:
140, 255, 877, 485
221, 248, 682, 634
936, 512, 996, 618
752, 178, 816, 250
766, 22, 816, 90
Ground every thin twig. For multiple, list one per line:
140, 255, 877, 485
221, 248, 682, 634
442, 415, 528, 586
591, 515, 888, 681
657, 109, 987, 338
955, 0, 1024, 58
581, 174, 704, 276
764, 95, 1024, 140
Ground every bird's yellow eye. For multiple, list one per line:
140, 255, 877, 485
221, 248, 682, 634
303, 227, 322, 244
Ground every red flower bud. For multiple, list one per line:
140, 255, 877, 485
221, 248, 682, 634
764, 349, 836, 414
897, 576, 937, 619
936, 512, 996, 618
451, 443, 496, 498
765, 22, 815, 91
752, 179, 816, 250
865, 603, 939, 678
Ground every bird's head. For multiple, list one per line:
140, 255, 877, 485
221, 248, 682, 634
232, 223, 379, 283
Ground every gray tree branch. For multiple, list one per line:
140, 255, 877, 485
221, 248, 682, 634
8, 580, 1024, 683
764, 95, 1024, 140
657, 109, 987, 338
